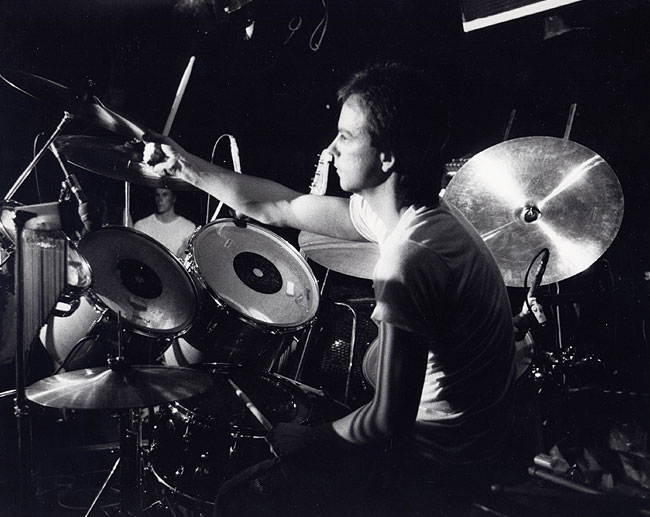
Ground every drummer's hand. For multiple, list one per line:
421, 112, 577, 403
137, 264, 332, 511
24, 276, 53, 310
142, 132, 188, 178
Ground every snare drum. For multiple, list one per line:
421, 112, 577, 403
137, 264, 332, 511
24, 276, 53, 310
150, 363, 312, 513
176, 219, 319, 370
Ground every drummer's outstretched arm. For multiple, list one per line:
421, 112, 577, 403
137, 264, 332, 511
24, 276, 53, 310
147, 138, 362, 241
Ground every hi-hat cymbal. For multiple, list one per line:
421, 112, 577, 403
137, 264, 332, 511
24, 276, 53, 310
54, 135, 196, 190
298, 231, 379, 280
26, 364, 214, 409
444, 136, 624, 287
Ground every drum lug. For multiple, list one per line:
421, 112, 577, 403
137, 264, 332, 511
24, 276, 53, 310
194, 452, 212, 479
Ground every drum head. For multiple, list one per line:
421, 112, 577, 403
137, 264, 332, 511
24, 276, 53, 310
190, 219, 319, 330
176, 363, 312, 436
78, 226, 198, 335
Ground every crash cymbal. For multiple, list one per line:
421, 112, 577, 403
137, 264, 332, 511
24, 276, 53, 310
26, 364, 214, 409
54, 135, 196, 190
81, 95, 152, 141
298, 231, 380, 280
1, 70, 153, 140
444, 136, 624, 287
77, 226, 198, 336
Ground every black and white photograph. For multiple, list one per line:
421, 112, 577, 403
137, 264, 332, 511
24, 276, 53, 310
1, 0, 649, 515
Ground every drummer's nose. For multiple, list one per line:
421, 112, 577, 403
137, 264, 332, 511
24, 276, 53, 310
326, 136, 339, 159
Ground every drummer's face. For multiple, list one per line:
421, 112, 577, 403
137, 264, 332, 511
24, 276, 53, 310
327, 95, 384, 194
155, 188, 175, 214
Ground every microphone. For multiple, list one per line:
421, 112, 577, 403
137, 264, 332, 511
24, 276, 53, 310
528, 248, 550, 326
513, 249, 550, 340
229, 135, 241, 173
50, 145, 99, 234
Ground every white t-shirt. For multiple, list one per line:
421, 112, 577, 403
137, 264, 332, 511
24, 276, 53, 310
349, 194, 515, 465
134, 214, 196, 258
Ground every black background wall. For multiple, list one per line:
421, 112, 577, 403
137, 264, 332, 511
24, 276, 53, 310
1, 0, 649, 318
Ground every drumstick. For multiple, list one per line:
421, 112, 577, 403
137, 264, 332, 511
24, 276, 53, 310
228, 379, 280, 458
162, 55, 195, 136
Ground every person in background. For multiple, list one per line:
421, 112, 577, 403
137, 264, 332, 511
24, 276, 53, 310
134, 187, 196, 258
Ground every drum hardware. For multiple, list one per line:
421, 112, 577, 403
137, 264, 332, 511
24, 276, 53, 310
444, 136, 624, 287
228, 379, 279, 458
77, 226, 199, 338
26, 333, 214, 516
53, 135, 197, 192
13, 203, 70, 512
149, 363, 312, 513
298, 231, 380, 280
173, 219, 320, 371
445, 136, 625, 397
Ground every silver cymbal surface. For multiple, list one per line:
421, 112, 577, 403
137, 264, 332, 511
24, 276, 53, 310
26, 365, 214, 409
444, 137, 624, 287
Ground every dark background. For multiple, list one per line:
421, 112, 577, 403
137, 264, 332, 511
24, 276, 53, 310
1, 0, 649, 359
1, 3, 650, 511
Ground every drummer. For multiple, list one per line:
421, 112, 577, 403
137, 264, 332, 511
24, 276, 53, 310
133, 187, 196, 258
146, 62, 515, 514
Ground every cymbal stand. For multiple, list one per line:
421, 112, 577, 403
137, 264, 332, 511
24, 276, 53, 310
14, 204, 67, 513
84, 315, 145, 516
4, 112, 74, 200
294, 268, 331, 381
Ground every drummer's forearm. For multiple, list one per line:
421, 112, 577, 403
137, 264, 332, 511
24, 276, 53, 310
178, 152, 302, 226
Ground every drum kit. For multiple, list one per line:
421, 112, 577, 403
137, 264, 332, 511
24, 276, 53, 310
0, 68, 627, 514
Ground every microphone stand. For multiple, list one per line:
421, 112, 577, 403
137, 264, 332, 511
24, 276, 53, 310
4, 112, 74, 200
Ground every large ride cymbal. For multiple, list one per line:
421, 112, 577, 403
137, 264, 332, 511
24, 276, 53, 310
444, 136, 624, 287
26, 364, 214, 409
54, 135, 196, 190
298, 231, 379, 280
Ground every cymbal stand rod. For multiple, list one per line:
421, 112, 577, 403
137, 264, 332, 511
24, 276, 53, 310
562, 103, 578, 140
503, 108, 516, 141
83, 456, 120, 517
5, 112, 74, 200
117, 311, 123, 358
123, 182, 131, 227
295, 268, 331, 381
14, 214, 33, 511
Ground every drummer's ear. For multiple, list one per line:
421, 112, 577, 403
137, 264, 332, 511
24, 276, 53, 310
379, 151, 396, 174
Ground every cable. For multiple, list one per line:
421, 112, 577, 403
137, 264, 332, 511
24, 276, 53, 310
523, 247, 549, 319
52, 334, 100, 375
209, 133, 241, 222
309, 0, 328, 51
32, 132, 45, 202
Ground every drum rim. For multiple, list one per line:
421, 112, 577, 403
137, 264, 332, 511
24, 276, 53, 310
78, 225, 200, 337
169, 362, 313, 435
149, 463, 216, 509
186, 218, 320, 332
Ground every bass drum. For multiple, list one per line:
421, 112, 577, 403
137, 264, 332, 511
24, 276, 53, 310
174, 219, 319, 371
150, 363, 312, 513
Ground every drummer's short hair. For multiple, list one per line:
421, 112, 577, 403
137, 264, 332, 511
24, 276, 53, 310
337, 62, 448, 204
